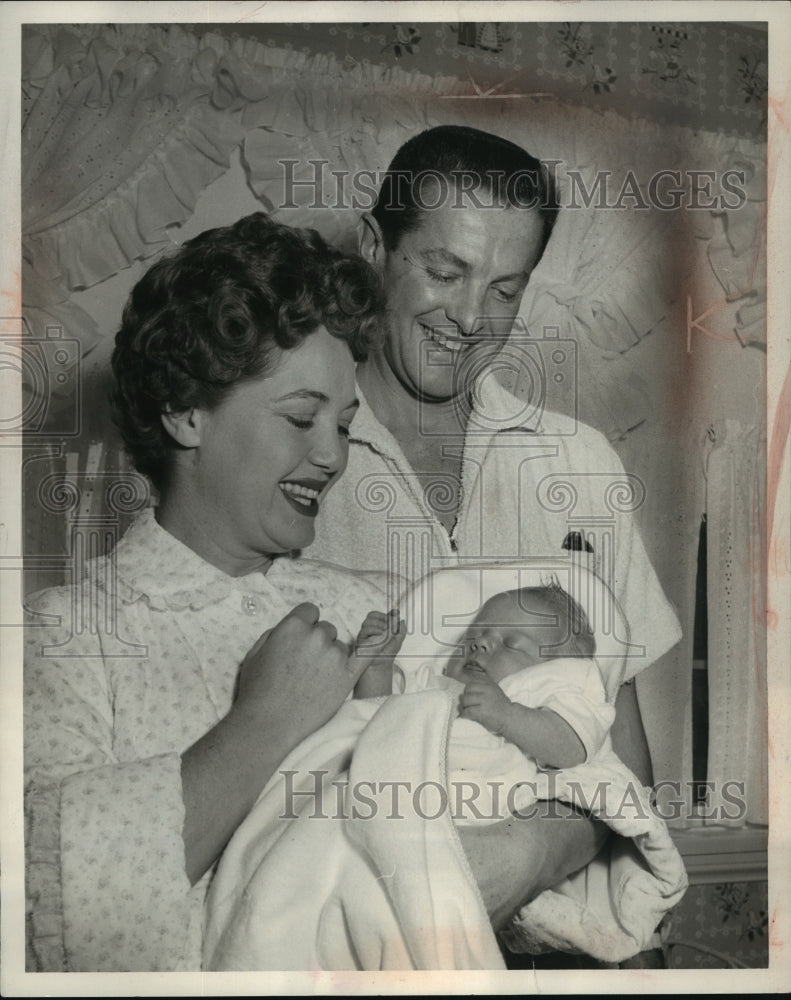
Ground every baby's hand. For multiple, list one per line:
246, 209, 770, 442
356, 609, 401, 648
458, 676, 512, 735
351, 609, 406, 698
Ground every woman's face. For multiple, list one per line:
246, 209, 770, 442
182, 326, 358, 574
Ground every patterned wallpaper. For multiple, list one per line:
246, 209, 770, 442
664, 881, 769, 969
202, 20, 768, 140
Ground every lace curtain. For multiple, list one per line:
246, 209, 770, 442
704, 422, 768, 826
20, 22, 768, 809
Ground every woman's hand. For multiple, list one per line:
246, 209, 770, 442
233, 602, 364, 743
352, 609, 405, 698
182, 602, 371, 885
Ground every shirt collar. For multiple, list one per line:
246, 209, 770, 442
349, 367, 541, 452
466, 371, 544, 434
111, 507, 281, 611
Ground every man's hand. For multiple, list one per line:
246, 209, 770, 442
458, 675, 513, 734
458, 802, 610, 929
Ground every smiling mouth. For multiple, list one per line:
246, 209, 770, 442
279, 479, 327, 518
419, 323, 465, 353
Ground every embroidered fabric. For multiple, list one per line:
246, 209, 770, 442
703, 420, 768, 825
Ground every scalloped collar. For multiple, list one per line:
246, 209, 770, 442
109, 507, 288, 611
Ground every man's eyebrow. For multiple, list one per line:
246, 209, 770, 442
418, 248, 470, 271
493, 271, 531, 285
417, 248, 529, 284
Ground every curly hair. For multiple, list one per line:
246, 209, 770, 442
111, 213, 384, 490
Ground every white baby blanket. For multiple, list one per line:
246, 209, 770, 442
203, 690, 505, 970
203, 561, 687, 970
203, 692, 687, 969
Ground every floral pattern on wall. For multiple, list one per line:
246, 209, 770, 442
641, 25, 698, 88
376, 24, 421, 60
556, 23, 617, 94
714, 882, 769, 943
664, 881, 769, 968
226, 20, 767, 139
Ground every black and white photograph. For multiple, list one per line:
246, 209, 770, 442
1, 1, 789, 994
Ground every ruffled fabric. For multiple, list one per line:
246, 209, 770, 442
21, 23, 466, 348
23, 22, 766, 439
25, 783, 66, 972
22, 25, 248, 352
703, 420, 768, 826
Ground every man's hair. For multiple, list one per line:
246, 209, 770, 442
507, 583, 597, 658
111, 212, 384, 491
371, 125, 559, 255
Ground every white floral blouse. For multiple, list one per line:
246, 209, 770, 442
24, 508, 387, 972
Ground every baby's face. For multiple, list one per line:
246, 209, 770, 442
446, 592, 565, 686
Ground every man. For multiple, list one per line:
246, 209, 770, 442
303, 125, 681, 951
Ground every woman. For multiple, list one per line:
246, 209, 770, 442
23, 212, 395, 971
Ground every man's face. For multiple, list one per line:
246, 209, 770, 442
377, 183, 545, 405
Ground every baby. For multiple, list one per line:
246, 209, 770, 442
205, 586, 686, 969
353, 583, 615, 821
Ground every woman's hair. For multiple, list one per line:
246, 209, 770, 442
508, 583, 597, 658
111, 212, 384, 490
371, 125, 560, 257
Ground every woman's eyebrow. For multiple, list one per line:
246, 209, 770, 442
273, 390, 359, 411
273, 389, 326, 402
